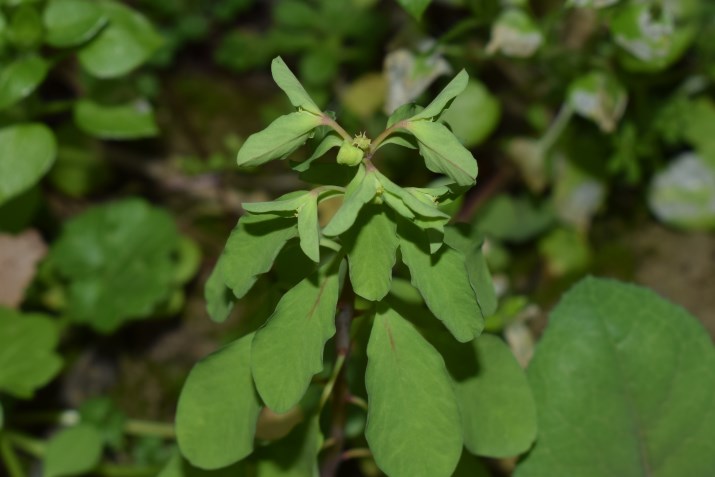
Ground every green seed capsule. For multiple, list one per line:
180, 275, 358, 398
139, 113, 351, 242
337, 140, 364, 166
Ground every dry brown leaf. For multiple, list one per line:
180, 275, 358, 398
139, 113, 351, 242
0, 229, 47, 308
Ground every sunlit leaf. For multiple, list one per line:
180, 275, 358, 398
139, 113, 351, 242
271, 56, 321, 115
0, 123, 56, 206
43, 0, 107, 47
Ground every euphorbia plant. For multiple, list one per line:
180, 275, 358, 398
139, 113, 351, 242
175, 57, 536, 476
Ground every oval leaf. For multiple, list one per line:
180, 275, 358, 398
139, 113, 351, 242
0, 55, 48, 110
0, 123, 56, 206
365, 305, 462, 477
516, 277, 715, 477
44, 425, 103, 477
73, 99, 158, 139
43, 0, 107, 47
176, 334, 261, 470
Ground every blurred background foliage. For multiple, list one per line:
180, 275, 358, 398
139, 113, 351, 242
1, 0, 714, 475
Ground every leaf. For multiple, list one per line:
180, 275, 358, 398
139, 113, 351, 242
221, 214, 298, 299
73, 100, 158, 139
6, 5, 43, 49
475, 194, 554, 243
0, 308, 62, 398
396, 0, 432, 20
343, 205, 398, 301
365, 305, 462, 477
0, 55, 48, 109
176, 334, 261, 470
387, 103, 423, 128
399, 221, 483, 342
486, 8, 543, 58
323, 166, 378, 237
236, 112, 322, 168
204, 256, 234, 323
376, 171, 449, 219
43, 425, 103, 477
43, 0, 107, 47
436, 334, 537, 457
404, 120, 478, 187
0, 230, 47, 308
78, 1, 162, 78
271, 56, 321, 115
452, 451, 491, 477
241, 191, 309, 215
0, 124, 56, 206
251, 260, 343, 413
254, 417, 322, 476
409, 69, 468, 121
46, 198, 181, 332
568, 71, 628, 133
292, 134, 342, 172
384, 49, 450, 114
297, 194, 320, 262
158, 452, 249, 477
516, 277, 715, 477
441, 79, 501, 147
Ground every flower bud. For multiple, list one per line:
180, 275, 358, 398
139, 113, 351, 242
337, 140, 364, 166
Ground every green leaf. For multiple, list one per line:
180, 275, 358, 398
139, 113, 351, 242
0, 308, 62, 398
292, 134, 342, 172
297, 194, 320, 262
441, 79, 501, 147
6, 5, 43, 49
271, 56, 322, 115
0, 123, 56, 206
221, 214, 298, 299
43, 0, 107, 47
404, 120, 478, 187
44, 425, 103, 477
254, 417, 321, 476
516, 277, 715, 477
475, 195, 554, 243
365, 305, 462, 477
343, 205, 398, 301
78, 2, 162, 78
387, 103, 423, 128
437, 334, 536, 457
396, 0, 432, 20
46, 198, 181, 332
376, 171, 449, 220
204, 256, 234, 323
176, 334, 261, 470
251, 259, 343, 413
0, 55, 48, 109
452, 451, 491, 477
73, 100, 158, 139
236, 112, 322, 168
323, 166, 378, 236
241, 191, 309, 215
409, 70, 468, 121
399, 221, 483, 342
158, 452, 249, 477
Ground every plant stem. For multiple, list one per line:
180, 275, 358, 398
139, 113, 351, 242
319, 293, 354, 477
367, 120, 407, 157
341, 448, 372, 461
346, 395, 368, 411
5, 432, 45, 458
321, 115, 352, 142
1, 436, 26, 477
538, 103, 573, 155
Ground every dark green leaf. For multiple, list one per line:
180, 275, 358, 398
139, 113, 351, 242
6, 5, 43, 49
78, 2, 162, 78
516, 277, 715, 477
0, 55, 48, 109
43, 0, 107, 47
343, 205, 398, 301
0, 123, 56, 206
221, 214, 298, 299
366, 305, 462, 477
399, 221, 483, 342
254, 417, 321, 476
44, 425, 103, 477
271, 56, 321, 115
405, 120, 478, 186
396, 0, 432, 21
0, 308, 62, 398
251, 260, 344, 412
176, 334, 261, 470
73, 100, 158, 139
236, 112, 322, 168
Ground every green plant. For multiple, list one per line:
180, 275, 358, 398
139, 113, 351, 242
175, 57, 537, 476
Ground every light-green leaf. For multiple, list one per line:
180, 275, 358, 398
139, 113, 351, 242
516, 277, 715, 477
0, 55, 48, 110
204, 255, 234, 323
323, 166, 378, 237
254, 417, 322, 476
343, 205, 398, 301
0, 308, 62, 398
376, 171, 449, 219
441, 79, 501, 147
44, 425, 103, 477
404, 120, 478, 186
221, 214, 298, 299
73, 100, 158, 139
293, 134, 342, 172
241, 191, 309, 215
78, 2, 162, 78
271, 56, 321, 115
43, 0, 107, 47
409, 70, 469, 121
365, 305, 462, 477
236, 111, 322, 168
297, 194, 320, 262
399, 221, 483, 342
176, 334, 261, 470
0, 123, 56, 206
251, 260, 343, 413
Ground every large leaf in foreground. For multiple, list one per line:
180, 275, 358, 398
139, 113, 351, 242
0, 124, 56, 206
366, 306, 462, 477
251, 260, 343, 413
176, 334, 261, 470
516, 277, 715, 477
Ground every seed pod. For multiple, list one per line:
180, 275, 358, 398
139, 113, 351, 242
337, 140, 364, 166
